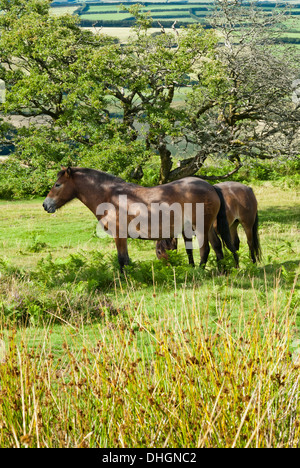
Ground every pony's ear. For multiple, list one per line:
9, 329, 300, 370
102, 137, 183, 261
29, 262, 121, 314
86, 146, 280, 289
59, 166, 72, 177
66, 167, 73, 178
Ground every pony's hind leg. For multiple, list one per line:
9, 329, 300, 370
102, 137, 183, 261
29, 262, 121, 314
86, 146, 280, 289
115, 238, 130, 272
230, 220, 240, 252
183, 233, 195, 266
199, 235, 210, 268
208, 227, 224, 262
208, 227, 227, 273
243, 224, 256, 263
242, 213, 261, 263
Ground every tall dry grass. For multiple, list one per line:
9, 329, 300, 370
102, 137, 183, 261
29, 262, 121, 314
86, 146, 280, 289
0, 273, 299, 448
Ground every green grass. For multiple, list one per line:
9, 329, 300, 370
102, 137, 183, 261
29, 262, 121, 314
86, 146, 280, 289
0, 183, 298, 339
0, 181, 299, 447
0, 198, 99, 268
279, 32, 300, 37
85, 6, 128, 13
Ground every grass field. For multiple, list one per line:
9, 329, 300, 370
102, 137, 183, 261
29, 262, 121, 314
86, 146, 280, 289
79, 12, 134, 21
49, 6, 78, 16
0, 180, 299, 447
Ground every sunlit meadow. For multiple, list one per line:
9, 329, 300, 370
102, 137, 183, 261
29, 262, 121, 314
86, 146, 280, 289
0, 180, 299, 447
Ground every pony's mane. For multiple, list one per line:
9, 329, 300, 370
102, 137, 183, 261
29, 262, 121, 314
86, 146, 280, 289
58, 167, 126, 185
75, 168, 125, 184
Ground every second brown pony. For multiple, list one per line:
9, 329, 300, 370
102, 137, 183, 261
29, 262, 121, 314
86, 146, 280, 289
156, 181, 261, 265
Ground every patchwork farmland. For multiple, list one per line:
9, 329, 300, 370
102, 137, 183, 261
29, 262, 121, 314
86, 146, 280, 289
50, 1, 300, 44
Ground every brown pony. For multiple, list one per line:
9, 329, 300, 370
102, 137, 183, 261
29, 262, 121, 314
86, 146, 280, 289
43, 167, 238, 271
156, 181, 261, 265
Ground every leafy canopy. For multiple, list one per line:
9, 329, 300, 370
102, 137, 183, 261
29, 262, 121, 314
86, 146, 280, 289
0, 0, 299, 192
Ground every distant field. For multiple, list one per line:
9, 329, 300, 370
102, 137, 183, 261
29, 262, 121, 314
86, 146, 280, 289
49, 6, 78, 16
81, 1, 214, 17
280, 31, 300, 37
80, 12, 134, 21
50, 1, 300, 44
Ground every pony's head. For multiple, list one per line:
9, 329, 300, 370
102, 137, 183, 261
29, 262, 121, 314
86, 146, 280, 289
156, 238, 178, 260
43, 167, 77, 213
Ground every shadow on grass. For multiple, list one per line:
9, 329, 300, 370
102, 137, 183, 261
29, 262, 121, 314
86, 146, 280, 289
118, 255, 299, 294
259, 205, 300, 226
0, 249, 298, 328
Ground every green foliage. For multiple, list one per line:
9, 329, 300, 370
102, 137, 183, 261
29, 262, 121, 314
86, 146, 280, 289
120, 3, 153, 30
0, 0, 122, 175
239, 157, 300, 183
33, 251, 115, 290
124, 256, 206, 288
0, 250, 121, 325
0, 0, 220, 185
199, 156, 300, 187
0, 0, 299, 193
0, 158, 57, 198
79, 136, 153, 181
26, 234, 48, 253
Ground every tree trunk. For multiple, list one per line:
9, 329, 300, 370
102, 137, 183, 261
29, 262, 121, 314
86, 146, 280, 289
158, 140, 173, 184
167, 151, 207, 182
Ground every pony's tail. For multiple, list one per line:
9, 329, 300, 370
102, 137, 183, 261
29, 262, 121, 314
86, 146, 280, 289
252, 212, 262, 262
214, 186, 239, 267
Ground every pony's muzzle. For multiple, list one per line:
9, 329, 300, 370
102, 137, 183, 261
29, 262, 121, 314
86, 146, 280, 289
43, 197, 56, 214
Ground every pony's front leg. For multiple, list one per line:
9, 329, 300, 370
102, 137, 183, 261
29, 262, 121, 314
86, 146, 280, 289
115, 238, 130, 272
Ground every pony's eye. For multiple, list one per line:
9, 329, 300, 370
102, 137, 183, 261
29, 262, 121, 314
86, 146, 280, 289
55, 183, 61, 188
